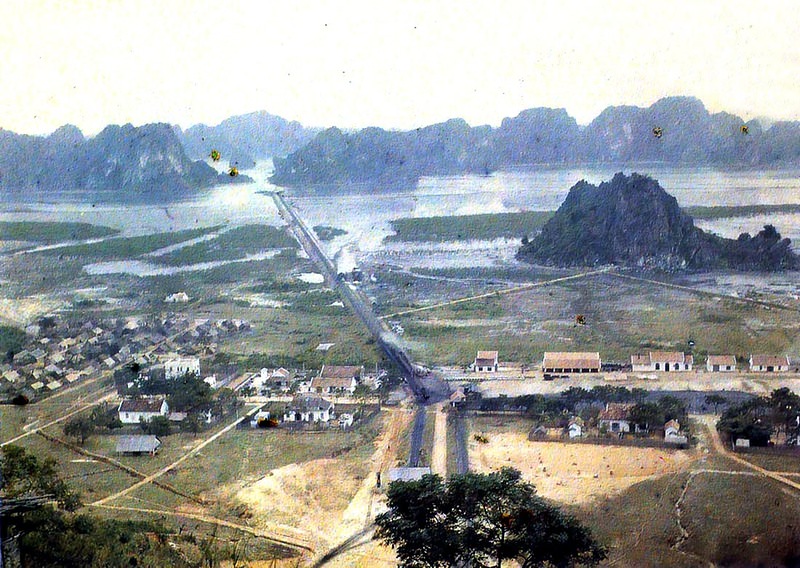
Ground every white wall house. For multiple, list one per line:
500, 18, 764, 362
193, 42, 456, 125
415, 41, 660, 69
749, 355, 790, 372
472, 351, 499, 372
706, 355, 736, 372
631, 351, 693, 372
598, 403, 633, 433
118, 398, 169, 424
283, 396, 334, 423
165, 356, 200, 380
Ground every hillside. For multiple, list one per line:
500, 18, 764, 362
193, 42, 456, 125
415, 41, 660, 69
0, 123, 245, 196
270, 119, 495, 187
270, 96, 800, 188
174, 111, 321, 169
516, 172, 799, 271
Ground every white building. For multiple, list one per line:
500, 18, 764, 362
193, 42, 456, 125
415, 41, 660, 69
283, 396, 334, 423
118, 398, 169, 424
631, 351, 693, 372
749, 355, 790, 372
165, 356, 201, 380
706, 355, 736, 372
472, 351, 499, 372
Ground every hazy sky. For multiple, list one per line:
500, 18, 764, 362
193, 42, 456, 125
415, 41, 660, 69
1, 0, 797, 136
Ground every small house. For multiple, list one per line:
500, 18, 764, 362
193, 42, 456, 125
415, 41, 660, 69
387, 467, 431, 483
749, 355, 790, 373
631, 351, 693, 372
664, 419, 688, 445
706, 355, 736, 372
118, 398, 169, 424
115, 435, 162, 456
598, 403, 633, 433
542, 352, 601, 374
472, 351, 499, 372
283, 395, 334, 423
567, 417, 584, 439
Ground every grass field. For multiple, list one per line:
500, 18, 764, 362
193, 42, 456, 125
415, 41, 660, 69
0, 220, 119, 244
39, 226, 222, 260
391, 272, 800, 366
383, 204, 800, 244
386, 211, 553, 242
154, 225, 298, 266
685, 203, 800, 219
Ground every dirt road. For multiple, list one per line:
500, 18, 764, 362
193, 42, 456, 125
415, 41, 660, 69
430, 403, 448, 476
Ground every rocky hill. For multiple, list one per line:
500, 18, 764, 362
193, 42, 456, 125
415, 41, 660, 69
270, 119, 495, 187
175, 111, 321, 169
270, 96, 800, 188
517, 172, 799, 271
0, 123, 243, 196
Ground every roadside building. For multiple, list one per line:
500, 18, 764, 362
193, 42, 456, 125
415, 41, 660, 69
338, 413, 354, 429
387, 467, 432, 482
118, 398, 169, 424
631, 351, 693, 372
472, 351, 499, 372
165, 356, 201, 379
749, 355, 790, 372
115, 435, 162, 456
283, 395, 334, 423
542, 352, 601, 374
706, 355, 737, 372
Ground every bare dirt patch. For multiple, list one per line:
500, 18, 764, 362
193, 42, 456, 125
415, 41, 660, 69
470, 431, 693, 505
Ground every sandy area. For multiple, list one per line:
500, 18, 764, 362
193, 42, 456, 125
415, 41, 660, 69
232, 409, 411, 563
471, 432, 694, 505
475, 373, 800, 397
0, 296, 66, 325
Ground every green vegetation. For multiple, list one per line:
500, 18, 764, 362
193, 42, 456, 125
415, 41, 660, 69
685, 203, 800, 220
716, 388, 800, 447
41, 226, 221, 259
312, 224, 347, 241
154, 224, 298, 265
0, 324, 26, 358
375, 467, 605, 568
0, 221, 118, 243
387, 211, 553, 242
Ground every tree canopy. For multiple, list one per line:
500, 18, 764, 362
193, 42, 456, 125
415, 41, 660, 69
375, 467, 605, 568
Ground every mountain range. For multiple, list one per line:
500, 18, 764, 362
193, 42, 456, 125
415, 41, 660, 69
173, 111, 320, 170
0, 123, 246, 197
271, 97, 800, 187
517, 172, 799, 272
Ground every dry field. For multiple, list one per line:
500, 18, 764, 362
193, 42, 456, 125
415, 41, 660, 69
469, 422, 693, 505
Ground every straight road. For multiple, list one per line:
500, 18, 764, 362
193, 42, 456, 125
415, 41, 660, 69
271, 190, 455, 468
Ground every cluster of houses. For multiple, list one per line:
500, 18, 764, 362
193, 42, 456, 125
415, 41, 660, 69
249, 364, 385, 396
530, 403, 688, 446
1, 314, 250, 399
471, 350, 794, 375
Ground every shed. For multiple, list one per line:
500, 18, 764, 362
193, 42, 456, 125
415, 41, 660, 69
115, 435, 162, 456
387, 467, 432, 483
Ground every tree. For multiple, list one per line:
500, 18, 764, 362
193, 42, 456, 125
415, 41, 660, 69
375, 468, 606, 568
704, 394, 727, 414
141, 415, 171, 437
63, 415, 95, 445
629, 402, 663, 433
717, 397, 773, 446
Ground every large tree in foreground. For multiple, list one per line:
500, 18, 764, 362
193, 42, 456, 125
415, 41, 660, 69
375, 467, 605, 568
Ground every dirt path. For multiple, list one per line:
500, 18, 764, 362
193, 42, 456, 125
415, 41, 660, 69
92, 503, 315, 553
92, 404, 262, 506
2, 390, 117, 447
696, 414, 800, 494
430, 403, 448, 476
309, 408, 412, 567
379, 267, 613, 319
